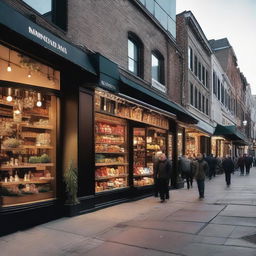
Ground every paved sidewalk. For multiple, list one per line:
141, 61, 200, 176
2, 168, 256, 256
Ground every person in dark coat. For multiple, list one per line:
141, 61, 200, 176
179, 155, 193, 189
153, 151, 163, 197
222, 155, 234, 187
245, 154, 253, 175
237, 154, 245, 175
154, 153, 172, 203
191, 153, 209, 199
205, 154, 217, 179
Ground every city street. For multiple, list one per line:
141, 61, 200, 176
1, 168, 256, 255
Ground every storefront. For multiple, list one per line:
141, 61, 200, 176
0, 1, 96, 235
211, 136, 232, 158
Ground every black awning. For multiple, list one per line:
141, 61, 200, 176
120, 75, 198, 124
214, 124, 248, 144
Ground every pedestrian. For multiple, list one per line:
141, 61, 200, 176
154, 153, 172, 203
222, 154, 234, 187
245, 154, 253, 175
179, 155, 193, 189
205, 154, 217, 180
192, 153, 209, 200
237, 154, 245, 175
153, 151, 163, 197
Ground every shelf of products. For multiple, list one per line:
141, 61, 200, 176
0, 87, 57, 206
95, 113, 128, 192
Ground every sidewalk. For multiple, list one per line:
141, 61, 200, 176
1, 168, 256, 256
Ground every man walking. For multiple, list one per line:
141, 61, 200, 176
237, 154, 245, 175
179, 155, 193, 189
245, 154, 253, 175
154, 153, 172, 203
222, 155, 234, 187
192, 153, 209, 200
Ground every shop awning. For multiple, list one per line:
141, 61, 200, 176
0, 1, 96, 75
214, 124, 248, 144
119, 75, 198, 124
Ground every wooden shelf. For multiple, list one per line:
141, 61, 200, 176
133, 173, 153, 177
95, 151, 128, 154
21, 124, 53, 130
95, 162, 128, 167
23, 112, 49, 118
1, 145, 53, 151
96, 132, 124, 136
0, 178, 54, 186
0, 163, 54, 170
95, 174, 128, 181
95, 142, 125, 145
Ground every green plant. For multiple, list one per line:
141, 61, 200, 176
63, 160, 79, 205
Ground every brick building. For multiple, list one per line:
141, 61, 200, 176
176, 11, 213, 157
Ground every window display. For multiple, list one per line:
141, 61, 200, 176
177, 128, 183, 157
0, 87, 57, 206
133, 127, 167, 187
95, 113, 128, 192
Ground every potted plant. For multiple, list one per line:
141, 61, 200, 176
63, 160, 80, 206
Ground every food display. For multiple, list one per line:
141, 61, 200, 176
0, 87, 56, 206
95, 113, 128, 192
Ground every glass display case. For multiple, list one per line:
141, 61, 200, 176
95, 113, 128, 192
0, 87, 57, 206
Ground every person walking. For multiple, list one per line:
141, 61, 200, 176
205, 154, 217, 180
179, 155, 193, 189
245, 154, 253, 175
192, 153, 209, 200
154, 153, 172, 203
222, 155, 234, 187
237, 154, 245, 175
153, 151, 163, 197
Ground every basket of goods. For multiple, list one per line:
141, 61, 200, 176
2, 138, 21, 148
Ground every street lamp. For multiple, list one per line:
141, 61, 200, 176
243, 120, 247, 126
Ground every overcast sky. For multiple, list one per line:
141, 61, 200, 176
177, 0, 256, 94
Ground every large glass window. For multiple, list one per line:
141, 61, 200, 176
0, 45, 59, 207
213, 71, 217, 95
194, 55, 198, 77
190, 83, 194, 106
195, 87, 198, 109
151, 52, 164, 84
23, 0, 52, 15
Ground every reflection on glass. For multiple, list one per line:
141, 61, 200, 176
22, 0, 52, 15
152, 54, 160, 81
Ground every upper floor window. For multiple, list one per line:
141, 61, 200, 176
190, 83, 194, 106
188, 47, 193, 71
194, 55, 198, 77
151, 51, 164, 85
128, 34, 143, 78
213, 71, 217, 95
22, 0, 67, 30
217, 79, 221, 101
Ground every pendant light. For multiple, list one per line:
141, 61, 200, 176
28, 70, 32, 78
7, 49, 12, 72
36, 92, 42, 107
6, 88, 13, 102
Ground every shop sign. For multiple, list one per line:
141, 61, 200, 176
0, 1, 95, 74
100, 80, 117, 92
152, 79, 166, 93
28, 26, 67, 55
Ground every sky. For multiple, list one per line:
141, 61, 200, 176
176, 0, 256, 94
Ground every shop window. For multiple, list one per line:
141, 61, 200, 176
0, 45, 59, 206
188, 47, 193, 71
177, 128, 183, 157
151, 51, 165, 85
128, 33, 143, 78
0, 87, 58, 206
22, 0, 67, 30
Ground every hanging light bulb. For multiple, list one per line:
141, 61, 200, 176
36, 92, 42, 107
7, 49, 12, 72
28, 71, 32, 78
6, 88, 13, 102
